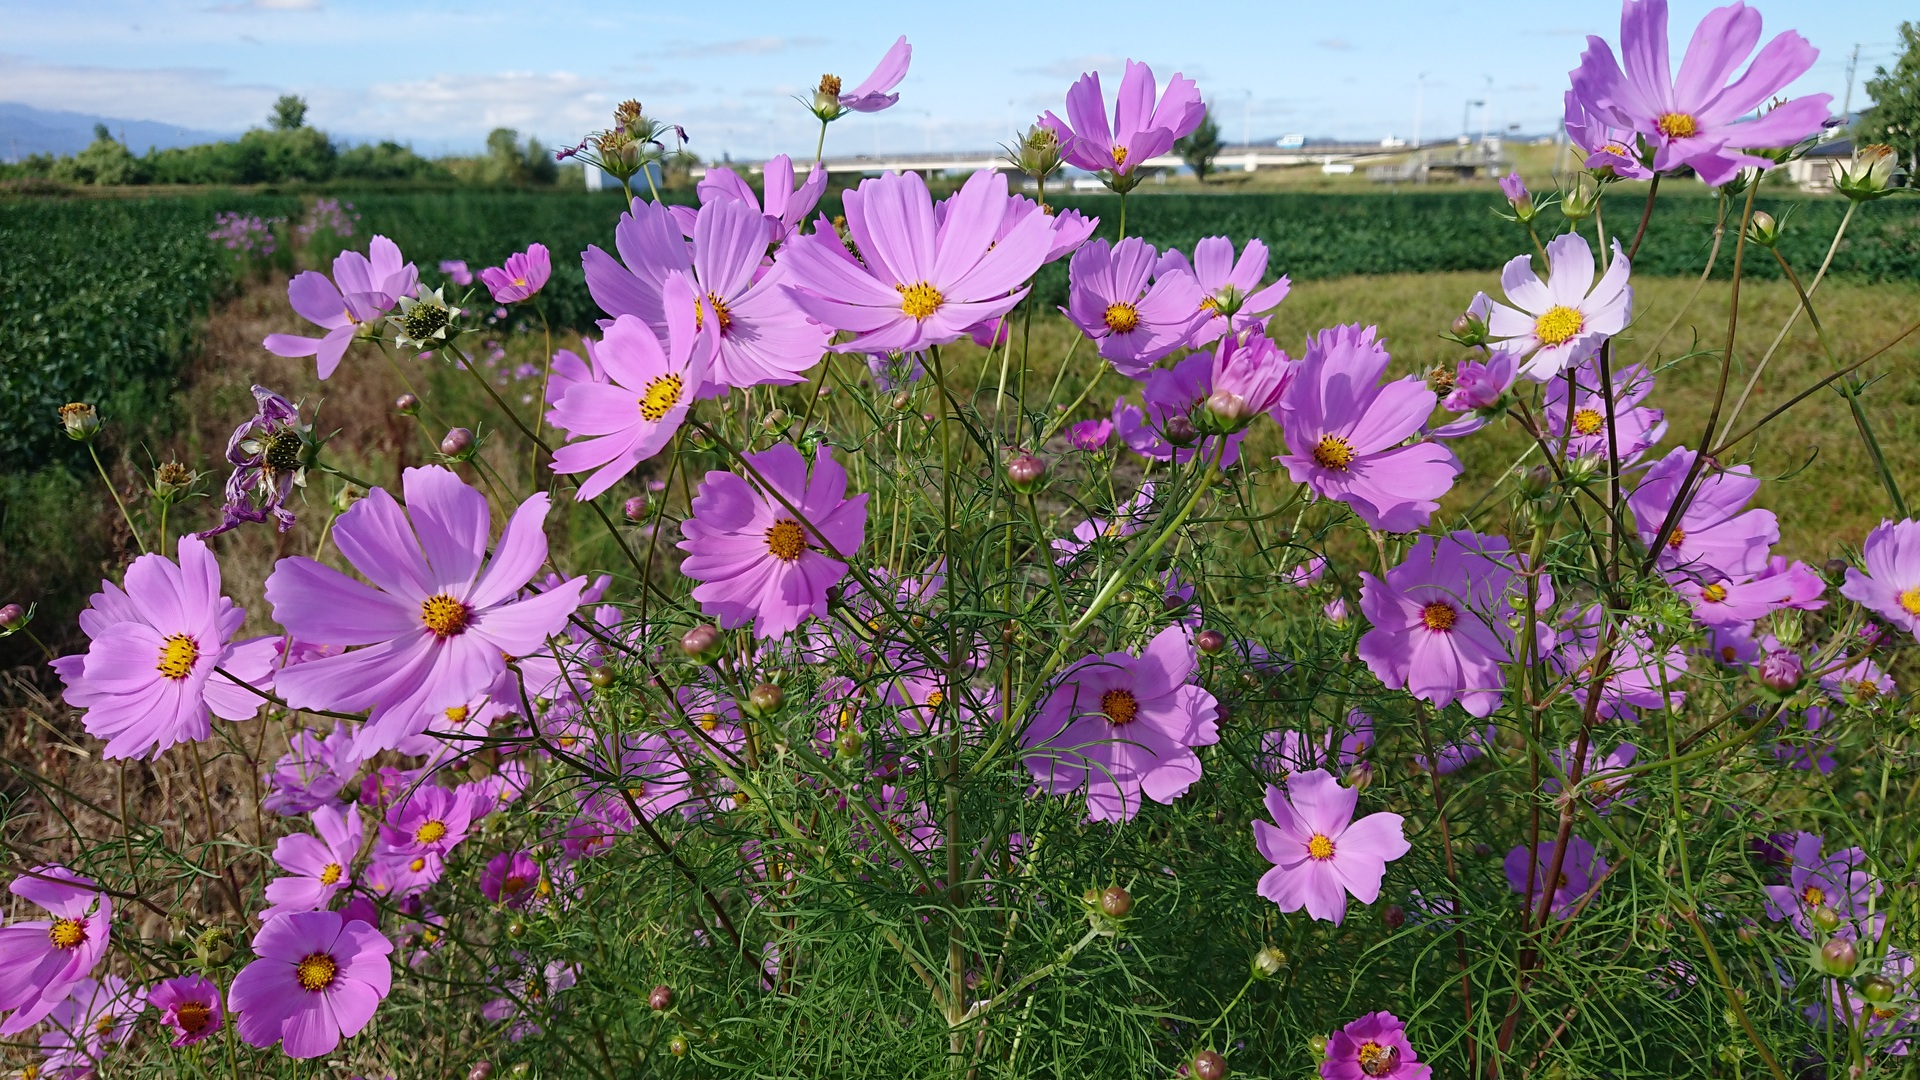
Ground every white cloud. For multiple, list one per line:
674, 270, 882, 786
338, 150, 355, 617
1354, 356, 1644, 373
0, 54, 280, 130
345, 71, 629, 143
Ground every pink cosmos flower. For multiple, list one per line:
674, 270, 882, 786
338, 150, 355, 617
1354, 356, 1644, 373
1823, 655, 1895, 707
480, 243, 551, 304
265, 236, 418, 379
378, 782, 488, 871
1283, 556, 1327, 587
199, 384, 313, 538
698, 154, 828, 250
1113, 353, 1248, 467
1065, 237, 1204, 376
1069, 418, 1113, 451
1209, 328, 1295, 423
1506, 835, 1608, 919
1761, 832, 1878, 939
1322, 1010, 1433, 1080
1051, 483, 1155, 563
229, 910, 393, 1059
1629, 447, 1778, 582
149, 974, 224, 1047
548, 278, 713, 500
1255, 769, 1407, 924
1277, 324, 1461, 532
51, 535, 278, 760
1019, 624, 1221, 823
262, 803, 363, 921
1554, 604, 1687, 719
1563, 90, 1654, 179
1041, 61, 1204, 177
36, 974, 141, 1076
0, 867, 111, 1035
1541, 354, 1666, 464
1487, 232, 1632, 381
439, 259, 473, 287
1675, 554, 1825, 627
265, 466, 586, 758
585, 195, 829, 390
678, 443, 868, 639
481, 851, 543, 908
482, 958, 578, 1041
1155, 238, 1291, 347
780, 169, 1052, 354
836, 36, 912, 113
1430, 349, 1521, 439
1841, 518, 1920, 636
1569, 0, 1831, 187
1258, 711, 1373, 778
1545, 742, 1638, 811
1358, 532, 1546, 718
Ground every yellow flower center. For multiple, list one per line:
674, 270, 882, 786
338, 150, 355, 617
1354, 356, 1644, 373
421, 594, 472, 638
1802, 885, 1825, 907
1313, 434, 1356, 470
1358, 1040, 1398, 1077
1899, 587, 1920, 616
1667, 528, 1686, 550
48, 918, 86, 950
1855, 681, 1881, 701
1572, 407, 1605, 436
445, 705, 469, 724
1111, 145, 1129, 167
1421, 602, 1458, 632
1307, 833, 1336, 860
1199, 296, 1222, 315
415, 820, 449, 845
157, 633, 200, 680
1533, 305, 1585, 347
176, 1000, 212, 1035
924, 689, 945, 710
765, 518, 807, 562
409, 857, 427, 872
1100, 688, 1139, 725
1656, 112, 1698, 139
698, 711, 721, 732
295, 952, 338, 992
1102, 302, 1141, 334
320, 862, 343, 885
1602, 141, 1632, 156
897, 281, 944, 320
639, 373, 685, 423
693, 293, 733, 333
1700, 583, 1728, 603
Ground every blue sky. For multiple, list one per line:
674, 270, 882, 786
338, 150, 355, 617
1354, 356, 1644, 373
0, 0, 1907, 157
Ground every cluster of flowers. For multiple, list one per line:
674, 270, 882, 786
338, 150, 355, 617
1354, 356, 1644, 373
206, 211, 283, 258
293, 196, 358, 244
12, 2, 1917, 1075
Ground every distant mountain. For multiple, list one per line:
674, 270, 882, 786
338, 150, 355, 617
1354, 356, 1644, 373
0, 103, 233, 160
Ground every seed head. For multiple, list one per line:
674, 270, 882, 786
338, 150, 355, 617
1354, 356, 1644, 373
59, 402, 101, 441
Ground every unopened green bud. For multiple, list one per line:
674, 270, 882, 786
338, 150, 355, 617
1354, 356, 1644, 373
1835, 144, 1901, 202
1100, 885, 1133, 918
1560, 173, 1600, 221
1812, 905, 1842, 933
1743, 210, 1780, 248
746, 682, 784, 716
1817, 936, 1859, 976
1307, 1034, 1329, 1056
1859, 973, 1897, 1004
1251, 946, 1287, 978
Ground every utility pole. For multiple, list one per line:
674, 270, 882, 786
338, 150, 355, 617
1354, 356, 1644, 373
1413, 73, 1426, 149
1841, 43, 1861, 129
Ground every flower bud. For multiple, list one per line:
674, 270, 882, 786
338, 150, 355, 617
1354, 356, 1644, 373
440, 427, 475, 459
1823, 557, 1850, 582
1005, 452, 1048, 495
588, 667, 616, 689
1012, 124, 1063, 179
1381, 903, 1406, 929
59, 402, 100, 441
395, 393, 421, 415
1192, 1050, 1227, 1080
649, 984, 674, 1011
194, 926, 235, 968
1163, 415, 1199, 448
1251, 946, 1287, 978
747, 682, 785, 716
761, 408, 791, 435
509, 1063, 532, 1078
624, 494, 648, 522
506, 918, 526, 939
1308, 1034, 1329, 1056
1859, 973, 1897, 1004
680, 624, 722, 662
1757, 649, 1803, 693
1100, 885, 1133, 919
1835, 144, 1900, 202
1345, 762, 1375, 792
834, 727, 864, 761
811, 74, 846, 122
1204, 390, 1249, 432
0, 603, 25, 632
1195, 629, 1227, 656
1743, 210, 1780, 248
468, 1063, 494, 1080
1818, 937, 1859, 976
1560, 172, 1600, 221
668, 1035, 691, 1057
153, 461, 195, 500
1812, 905, 1842, 933
1499, 171, 1535, 222
890, 390, 914, 412
1323, 597, 1349, 627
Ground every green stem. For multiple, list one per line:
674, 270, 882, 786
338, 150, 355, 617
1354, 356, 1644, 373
88, 443, 147, 553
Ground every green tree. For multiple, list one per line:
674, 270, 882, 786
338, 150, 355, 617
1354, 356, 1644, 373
53, 127, 145, 185
270, 94, 308, 131
1175, 105, 1224, 183
1858, 21, 1920, 174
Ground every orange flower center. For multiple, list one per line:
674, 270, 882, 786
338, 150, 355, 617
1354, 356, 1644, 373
1420, 602, 1458, 632
157, 633, 200, 680
1534, 305, 1585, 347
1313, 434, 1356, 470
295, 952, 338, 992
1307, 834, 1335, 860
176, 1000, 212, 1034
764, 518, 807, 561
1667, 528, 1686, 550
1656, 112, 1698, 139
48, 918, 86, 950
1802, 885, 1826, 907
1103, 302, 1141, 334
897, 281, 944, 320
421, 594, 471, 638
1700, 583, 1728, 603
1100, 688, 1139, 725
639, 373, 685, 423
1572, 407, 1604, 436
